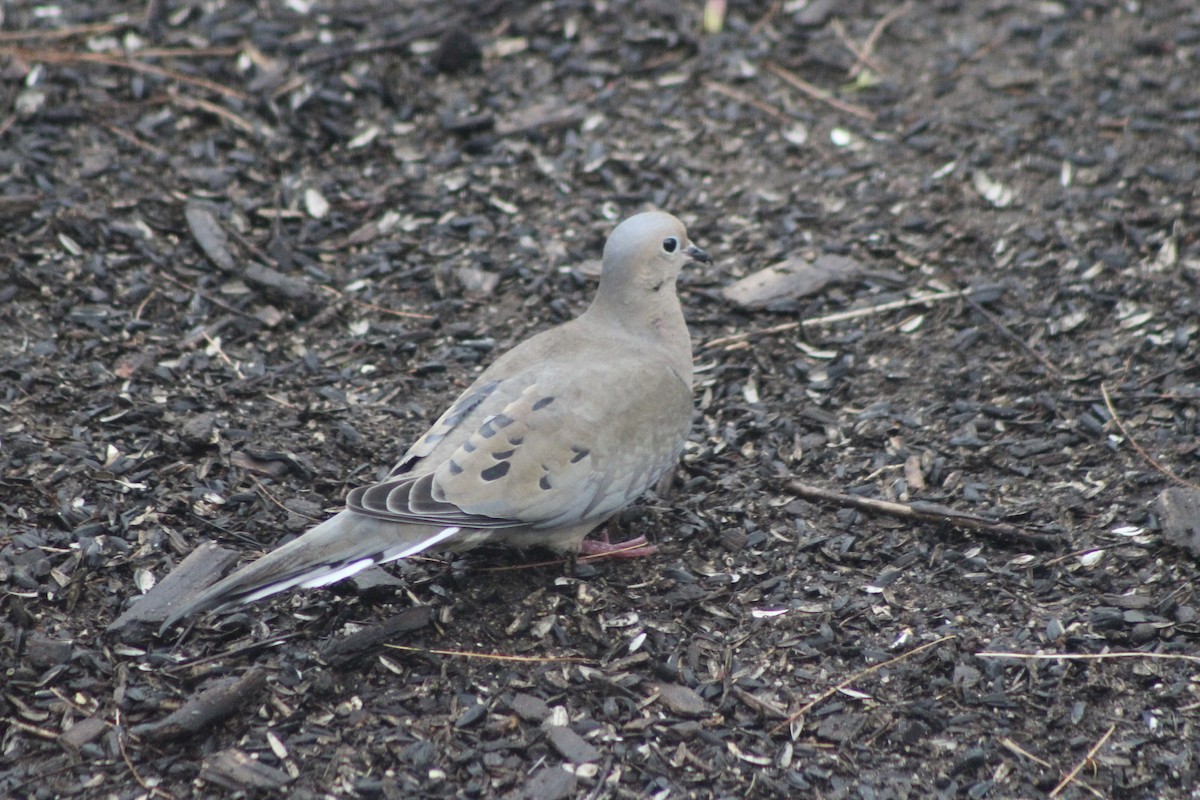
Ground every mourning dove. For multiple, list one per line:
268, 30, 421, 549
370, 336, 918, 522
161, 211, 709, 629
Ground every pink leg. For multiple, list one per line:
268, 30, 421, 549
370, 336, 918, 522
578, 528, 658, 559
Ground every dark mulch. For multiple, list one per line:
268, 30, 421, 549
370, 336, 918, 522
2, 1, 1199, 797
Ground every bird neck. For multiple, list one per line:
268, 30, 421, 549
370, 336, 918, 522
582, 283, 693, 385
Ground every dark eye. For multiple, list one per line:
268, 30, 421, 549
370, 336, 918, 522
662, 237, 679, 253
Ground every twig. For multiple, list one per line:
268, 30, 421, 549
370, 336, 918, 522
1101, 382, 1198, 489
999, 738, 1105, 799
250, 475, 322, 522
298, 23, 450, 69
748, 0, 782, 37
701, 287, 979, 349
785, 480, 1059, 550
849, 1, 912, 78
3, 717, 59, 739
384, 644, 594, 663
0, 23, 120, 43
102, 122, 169, 157
166, 635, 295, 672
830, 19, 887, 79
1049, 724, 1116, 798
134, 287, 158, 321
765, 62, 876, 122
134, 46, 243, 59
157, 271, 260, 321
169, 88, 264, 137
977, 650, 1200, 665
5, 47, 248, 100
772, 635, 954, 734
317, 284, 435, 320
117, 714, 178, 800
961, 288, 1062, 379
1040, 545, 1116, 568
999, 737, 1053, 768
476, 539, 659, 571
201, 331, 245, 378
703, 78, 794, 123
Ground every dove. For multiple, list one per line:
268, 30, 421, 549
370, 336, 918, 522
160, 211, 709, 630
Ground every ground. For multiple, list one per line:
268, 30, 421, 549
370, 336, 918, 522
2, 0, 1199, 798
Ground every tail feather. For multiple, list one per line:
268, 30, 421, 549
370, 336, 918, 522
159, 512, 459, 633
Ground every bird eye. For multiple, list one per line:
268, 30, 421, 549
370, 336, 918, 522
662, 237, 679, 253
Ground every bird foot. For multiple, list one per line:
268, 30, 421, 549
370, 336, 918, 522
579, 530, 658, 559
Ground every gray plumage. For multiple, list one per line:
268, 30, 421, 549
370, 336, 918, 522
160, 211, 708, 630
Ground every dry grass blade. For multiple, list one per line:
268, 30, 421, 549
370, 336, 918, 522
977, 650, 1200, 665
383, 644, 594, 664
765, 62, 876, 122
703, 78, 794, 122
772, 635, 954, 735
5, 47, 248, 100
1049, 724, 1116, 798
0, 23, 119, 43
1101, 382, 1198, 489
702, 287, 979, 349
318, 284, 436, 320
784, 480, 1058, 550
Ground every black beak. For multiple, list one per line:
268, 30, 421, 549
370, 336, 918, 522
684, 244, 711, 264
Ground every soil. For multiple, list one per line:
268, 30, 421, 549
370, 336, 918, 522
2, 1, 1200, 798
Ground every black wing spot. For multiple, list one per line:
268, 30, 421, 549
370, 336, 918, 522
570, 446, 590, 463
532, 396, 555, 411
448, 459, 463, 475
508, 435, 524, 445
480, 462, 510, 482
492, 448, 516, 460
479, 419, 498, 438
463, 440, 477, 453
539, 475, 552, 490
492, 413, 515, 428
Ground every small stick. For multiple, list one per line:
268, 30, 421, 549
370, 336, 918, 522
748, 0, 782, 37
157, 271, 260, 322
830, 19, 887, 79
1101, 382, 1198, 489
317, 284, 435, 320
772, 635, 954, 734
850, 1, 912, 78
169, 88, 264, 137
201, 331, 242, 376
785, 480, 1059, 550
134, 46, 243, 59
117, 715, 178, 800
703, 78, 794, 123
701, 287, 979, 349
1049, 724, 1116, 798
383, 644, 594, 664
298, 24, 449, 69
999, 737, 1053, 768
765, 62, 876, 122
0, 23, 120, 43
6, 47, 248, 99
102, 122, 169, 157
250, 475, 322, 522
476, 539, 657, 572
978, 650, 1200, 665
960, 288, 1061, 379
998, 737, 1106, 800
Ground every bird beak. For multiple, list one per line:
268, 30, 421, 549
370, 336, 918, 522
684, 244, 711, 264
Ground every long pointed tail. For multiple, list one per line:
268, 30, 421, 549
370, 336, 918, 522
159, 512, 458, 633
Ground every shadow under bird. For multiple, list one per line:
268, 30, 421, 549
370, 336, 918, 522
160, 211, 710, 632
